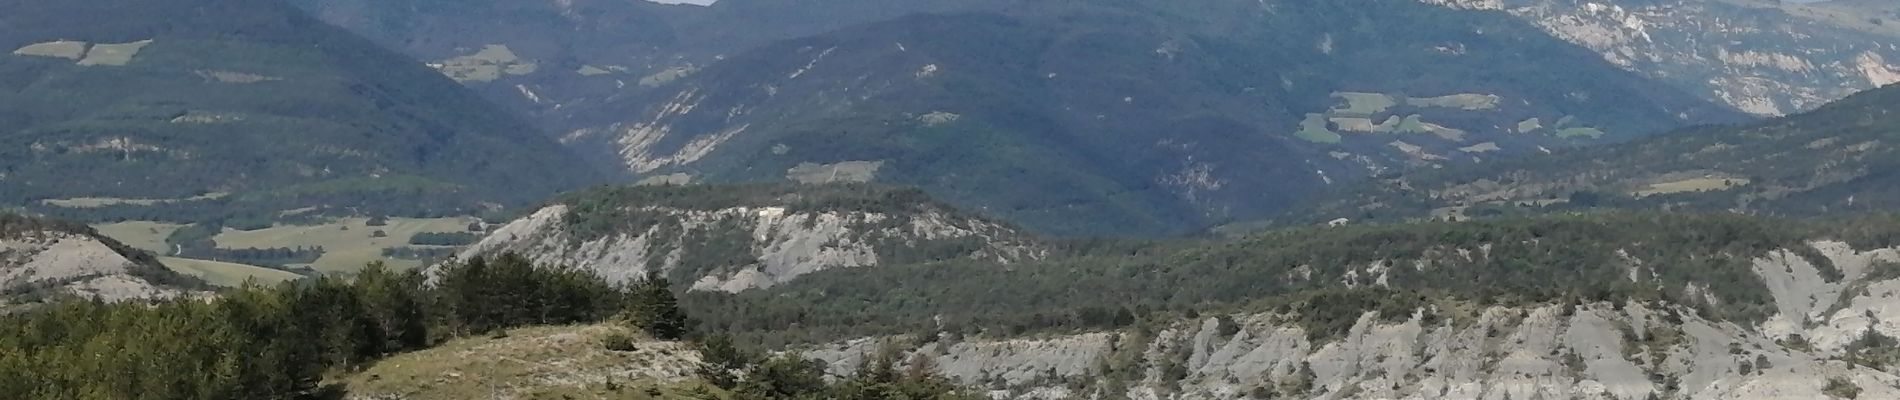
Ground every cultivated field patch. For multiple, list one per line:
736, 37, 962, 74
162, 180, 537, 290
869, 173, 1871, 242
1331, 92, 1397, 116
638, 66, 696, 87
212, 217, 478, 273
160, 257, 302, 287
92, 221, 187, 253
77, 39, 153, 66
1458, 142, 1502, 153
1557, 127, 1607, 139
43, 192, 227, 208
1295, 113, 1343, 143
1406, 93, 1502, 110
1633, 178, 1750, 197
1517, 118, 1543, 134
433, 44, 538, 83
787, 160, 883, 184
12, 40, 87, 59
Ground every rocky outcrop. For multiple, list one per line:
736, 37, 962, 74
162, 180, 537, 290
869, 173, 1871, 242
456, 187, 1042, 292
0, 217, 195, 304
1423, 0, 1900, 116
813, 240, 1900, 399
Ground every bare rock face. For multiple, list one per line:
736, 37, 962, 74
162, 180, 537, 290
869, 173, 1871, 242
0, 219, 193, 304
1422, 0, 1900, 116
813, 240, 1900, 399
455, 188, 1042, 293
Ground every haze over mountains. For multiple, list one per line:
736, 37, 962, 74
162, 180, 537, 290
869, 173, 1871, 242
295, 0, 1748, 235
28, 0, 1898, 234
1426, 0, 1900, 116
0, 0, 603, 224
1293, 82, 1900, 226
14, 0, 1900, 399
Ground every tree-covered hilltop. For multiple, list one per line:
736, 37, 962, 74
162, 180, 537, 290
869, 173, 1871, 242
0, 254, 983, 399
0, 0, 605, 223
684, 212, 1900, 347
1289, 83, 1900, 226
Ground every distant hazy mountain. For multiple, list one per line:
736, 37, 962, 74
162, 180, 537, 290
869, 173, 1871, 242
1291, 83, 1900, 225
0, 0, 604, 223
556, 1, 1737, 235
283, 0, 1008, 142
288, 0, 1741, 235
1423, 0, 1900, 116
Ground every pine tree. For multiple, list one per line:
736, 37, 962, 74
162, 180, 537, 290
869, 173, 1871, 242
735, 353, 830, 400
354, 262, 431, 354
697, 334, 751, 389
631, 273, 690, 340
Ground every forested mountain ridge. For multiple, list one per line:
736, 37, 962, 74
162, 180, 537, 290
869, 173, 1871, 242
682, 212, 1900, 399
0, 0, 605, 224
561, 0, 1738, 235
455, 183, 1043, 293
284, 0, 692, 147
1288, 83, 1900, 225
1423, 0, 1900, 116
283, 0, 1011, 155
283, 0, 1745, 235
0, 213, 203, 307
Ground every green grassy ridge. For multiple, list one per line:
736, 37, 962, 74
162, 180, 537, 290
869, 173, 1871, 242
684, 212, 1900, 347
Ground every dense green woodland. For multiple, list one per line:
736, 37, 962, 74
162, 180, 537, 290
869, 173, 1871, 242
0, 253, 979, 399
0, 256, 628, 398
